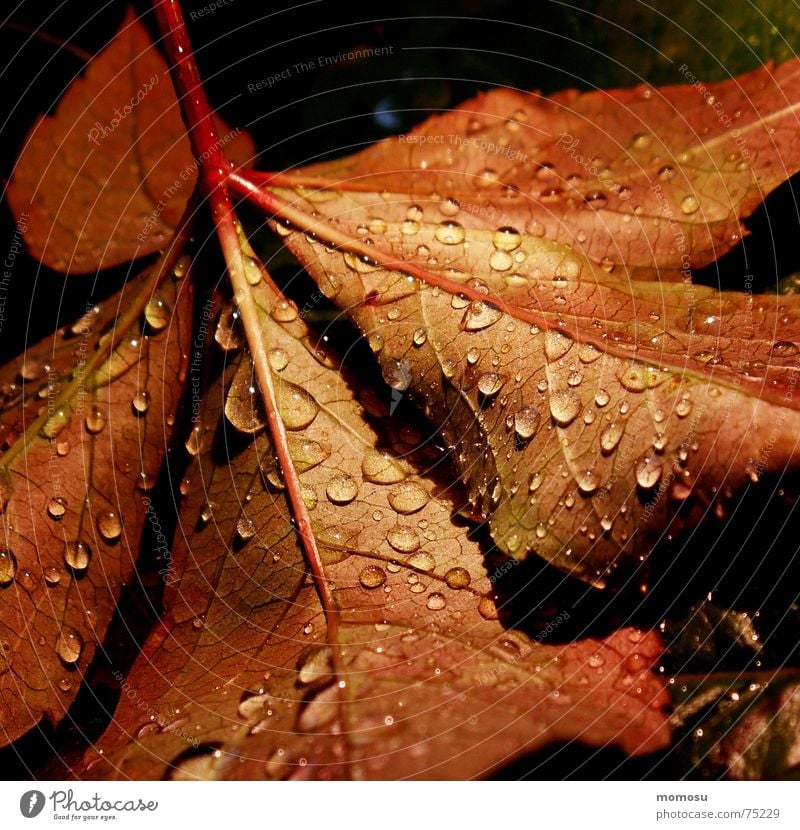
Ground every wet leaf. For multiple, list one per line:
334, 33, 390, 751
0, 249, 191, 746
277, 57, 800, 279
257, 63, 800, 584
7, 10, 253, 273
75, 267, 668, 780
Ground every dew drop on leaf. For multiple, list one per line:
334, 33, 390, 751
361, 449, 406, 484
359, 564, 387, 589
426, 592, 447, 610
576, 469, 601, 495
56, 627, 83, 664
434, 221, 465, 245
144, 294, 171, 331
513, 405, 541, 440
131, 390, 151, 414
388, 482, 428, 514
444, 567, 471, 589
64, 541, 91, 571
549, 389, 581, 426
462, 301, 502, 331
97, 510, 122, 541
47, 496, 67, 520
635, 453, 664, 489
326, 474, 358, 505
388, 525, 421, 553
680, 194, 700, 215
0, 548, 16, 585
276, 380, 319, 430
85, 405, 107, 434
600, 421, 624, 453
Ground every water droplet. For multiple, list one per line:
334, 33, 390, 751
600, 421, 623, 453
463, 302, 502, 331
85, 406, 106, 434
595, 389, 610, 407
359, 564, 387, 589
277, 381, 319, 430
489, 250, 513, 271
680, 194, 700, 215
268, 348, 289, 372
426, 592, 446, 610
0, 549, 16, 585
298, 647, 333, 684
492, 226, 522, 252
513, 405, 541, 440
47, 496, 67, 520
549, 390, 581, 426
584, 191, 608, 209
65, 541, 91, 571
185, 426, 202, 456
388, 525, 421, 553
544, 330, 573, 361
588, 653, 605, 668
771, 340, 800, 357
635, 453, 664, 489
388, 482, 428, 514
676, 396, 692, 418
97, 510, 122, 541
367, 333, 384, 353
42, 408, 70, 438
658, 165, 675, 181
444, 567, 471, 589
477, 372, 504, 397
412, 327, 427, 347
236, 516, 257, 540
361, 450, 406, 485
326, 474, 358, 505
144, 294, 171, 331
576, 469, 600, 495
56, 627, 82, 664
132, 390, 151, 415
271, 301, 298, 323
434, 221, 465, 245
478, 597, 499, 620
44, 566, 62, 586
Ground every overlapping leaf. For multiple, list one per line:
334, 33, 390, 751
7, 10, 254, 274
0, 250, 192, 745
281, 58, 800, 277
76, 257, 668, 780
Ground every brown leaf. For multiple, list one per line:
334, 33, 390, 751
75, 258, 668, 780
7, 10, 253, 273
0, 249, 191, 746
285, 58, 800, 277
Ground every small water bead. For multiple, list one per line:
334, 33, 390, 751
529, 472, 543, 492
770, 340, 800, 357
56, 441, 70, 457
302, 486, 318, 510
47, 496, 67, 520
367, 333, 384, 353
56, 627, 83, 664
600, 421, 624, 453
359, 565, 387, 589
289, 437, 330, 473
85, 406, 107, 434
268, 348, 289, 372
412, 327, 427, 347
444, 567, 471, 589
426, 592, 447, 611
97, 511, 122, 541
535, 523, 547, 539
466, 347, 481, 365
584, 191, 608, 209
434, 221, 465, 245
489, 251, 513, 271
630, 132, 652, 150
64, 541, 91, 572
388, 482, 428, 514
387, 525, 421, 553
132, 390, 151, 415
441, 358, 457, 379
236, 516, 257, 540
578, 343, 602, 364
492, 226, 522, 252
185, 426, 203, 456
576, 469, 601, 495
367, 216, 388, 234
544, 330, 573, 361
680, 194, 700, 215
326, 474, 358, 505
477, 372, 505, 397
549, 390, 581, 426
676, 397, 693, 417
144, 294, 171, 331
439, 197, 460, 217
276, 381, 319, 430
401, 219, 420, 236
44, 566, 62, 586
408, 551, 435, 571
0, 549, 16, 585
635, 453, 664, 489
271, 301, 298, 323
462, 301, 502, 332
42, 409, 70, 438
361, 450, 406, 485
513, 405, 541, 440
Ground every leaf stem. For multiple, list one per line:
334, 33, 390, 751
152, 0, 344, 658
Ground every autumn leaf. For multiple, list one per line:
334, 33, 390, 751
0, 240, 192, 746
225, 62, 800, 586
7, 9, 254, 274
75, 248, 668, 780
264, 58, 800, 278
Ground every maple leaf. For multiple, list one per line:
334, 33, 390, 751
224, 63, 800, 586
75, 248, 668, 780
0, 242, 192, 746
7, 9, 254, 274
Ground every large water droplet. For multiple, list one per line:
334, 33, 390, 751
445, 567, 471, 589
600, 421, 624, 453
131, 390, 151, 415
477, 372, 505, 397
0, 548, 16, 585
426, 592, 446, 610
277, 380, 319, 430
387, 525, 421, 553
576, 469, 601, 495
635, 453, 664, 489
544, 330, 573, 361
326, 474, 358, 504
680, 194, 700, 215
361, 450, 406, 484
513, 405, 541, 440
65, 541, 91, 571
97, 510, 122, 541
359, 564, 387, 589
215, 307, 245, 352
549, 390, 581, 426
462, 302, 502, 331
85, 405, 106, 434
56, 627, 82, 664
434, 221, 465, 245
492, 226, 522, 252
388, 482, 428, 514
144, 294, 171, 331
